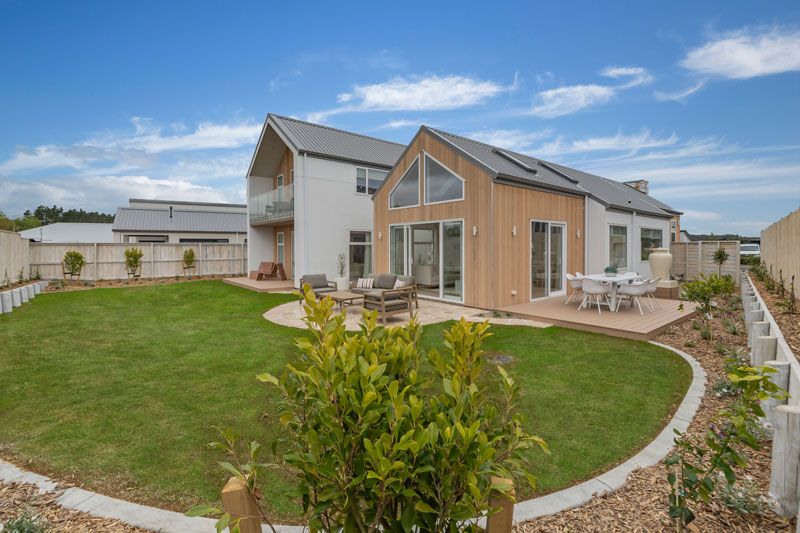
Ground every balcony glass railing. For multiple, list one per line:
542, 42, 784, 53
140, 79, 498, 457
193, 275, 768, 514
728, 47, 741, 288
249, 183, 294, 224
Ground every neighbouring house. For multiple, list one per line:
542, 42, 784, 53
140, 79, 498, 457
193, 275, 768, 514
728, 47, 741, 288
19, 222, 114, 243
372, 126, 681, 309
112, 199, 247, 243
245, 114, 405, 282
680, 230, 695, 242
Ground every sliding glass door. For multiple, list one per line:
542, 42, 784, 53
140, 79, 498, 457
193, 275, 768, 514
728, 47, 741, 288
389, 220, 463, 302
531, 220, 566, 300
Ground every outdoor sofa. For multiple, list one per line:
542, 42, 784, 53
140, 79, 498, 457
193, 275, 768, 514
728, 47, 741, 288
298, 273, 336, 302
350, 273, 419, 309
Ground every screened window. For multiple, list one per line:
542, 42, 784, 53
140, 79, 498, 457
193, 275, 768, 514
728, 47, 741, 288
609, 225, 627, 269
640, 228, 663, 260
389, 158, 419, 208
357, 168, 389, 195
349, 231, 372, 282
425, 154, 463, 204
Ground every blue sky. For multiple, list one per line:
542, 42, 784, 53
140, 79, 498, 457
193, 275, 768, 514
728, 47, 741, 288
1, 1, 799, 235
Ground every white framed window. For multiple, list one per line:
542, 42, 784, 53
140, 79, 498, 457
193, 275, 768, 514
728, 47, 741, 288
276, 174, 284, 188
424, 153, 464, 204
609, 225, 627, 269
348, 230, 372, 282
356, 167, 389, 195
277, 232, 285, 264
670, 220, 677, 243
389, 157, 420, 209
640, 228, 663, 260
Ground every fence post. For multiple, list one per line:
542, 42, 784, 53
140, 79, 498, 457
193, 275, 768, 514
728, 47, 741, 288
221, 477, 262, 533
763, 360, 791, 426
93, 242, 98, 281
150, 242, 155, 279
770, 405, 800, 518
486, 477, 514, 533
199, 243, 203, 277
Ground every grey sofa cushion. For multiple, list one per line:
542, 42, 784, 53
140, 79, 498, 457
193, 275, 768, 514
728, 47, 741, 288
302, 274, 328, 289
374, 274, 397, 290
397, 275, 415, 287
351, 287, 382, 295
364, 298, 409, 312
313, 287, 335, 294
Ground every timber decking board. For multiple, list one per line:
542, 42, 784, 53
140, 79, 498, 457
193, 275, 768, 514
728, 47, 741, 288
223, 277, 296, 293
497, 296, 697, 340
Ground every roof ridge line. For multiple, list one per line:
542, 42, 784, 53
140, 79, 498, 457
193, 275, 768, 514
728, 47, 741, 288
269, 114, 407, 147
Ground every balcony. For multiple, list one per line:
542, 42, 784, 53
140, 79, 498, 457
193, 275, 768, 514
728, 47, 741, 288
249, 183, 294, 225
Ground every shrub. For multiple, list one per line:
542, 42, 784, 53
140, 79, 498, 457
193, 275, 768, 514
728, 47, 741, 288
722, 318, 741, 336
2, 510, 48, 533
190, 286, 549, 532
710, 378, 737, 398
183, 248, 196, 268
336, 253, 346, 277
124, 247, 144, 276
715, 474, 772, 514
604, 265, 618, 274
63, 251, 85, 275
680, 273, 735, 315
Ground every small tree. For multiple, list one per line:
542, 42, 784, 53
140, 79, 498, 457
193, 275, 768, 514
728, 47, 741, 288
62, 250, 86, 280
124, 247, 144, 280
182, 249, 196, 279
712, 248, 729, 276
680, 273, 735, 316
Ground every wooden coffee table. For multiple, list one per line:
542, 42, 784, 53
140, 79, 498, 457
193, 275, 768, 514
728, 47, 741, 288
326, 290, 364, 309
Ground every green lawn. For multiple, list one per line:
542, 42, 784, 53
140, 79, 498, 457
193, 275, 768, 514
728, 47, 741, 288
0, 281, 691, 522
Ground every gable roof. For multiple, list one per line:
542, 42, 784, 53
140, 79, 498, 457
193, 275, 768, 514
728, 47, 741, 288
374, 125, 680, 218
267, 114, 406, 169
112, 208, 247, 233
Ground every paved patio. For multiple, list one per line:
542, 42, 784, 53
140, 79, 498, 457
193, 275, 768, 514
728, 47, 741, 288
264, 298, 551, 331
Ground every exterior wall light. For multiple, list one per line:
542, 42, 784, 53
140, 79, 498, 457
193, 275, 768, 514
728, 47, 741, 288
472, 226, 478, 236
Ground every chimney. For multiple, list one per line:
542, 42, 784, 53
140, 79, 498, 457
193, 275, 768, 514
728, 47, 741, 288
623, 180, 649, 194
169, 206, 173, 218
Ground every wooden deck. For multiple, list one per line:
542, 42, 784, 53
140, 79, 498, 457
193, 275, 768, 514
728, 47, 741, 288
497, 296, 697, 340
222, 277, 296, 293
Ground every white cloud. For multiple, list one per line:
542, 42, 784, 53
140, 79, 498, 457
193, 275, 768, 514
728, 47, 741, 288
680, 27, 800, 79
529, 84, 616, 118
535, 129, 678, 157
307, 74, 511, 122
467, 128, 554, 152
89, 119, 261, 153
654, 81, 706, 102
376, 119, 423, 130
681, 209, 722, 221
528, 66, 651, 118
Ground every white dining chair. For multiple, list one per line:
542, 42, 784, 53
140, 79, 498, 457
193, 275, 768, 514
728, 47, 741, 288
565, 273, 584, 304
580, 278, 612, 314
644, 277, 662, 311
615, 281, 649, 315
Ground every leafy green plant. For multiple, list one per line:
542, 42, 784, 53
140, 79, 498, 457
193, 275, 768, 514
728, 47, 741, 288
789, 275, 797, 315
680, 273, 735, 316
750, 261, 767, 282
124, 247, 144, 278
715, 474, 773, 515
722, 318, 741, 336
336, 253, 346, 277
712, 248, 729, 276
17, 268, 24, 284
710, 378, 737, 398
2, 268, 9, 287
713, 341, 727, 355
683, 340, 695, 348
189, 285, 549, 532
778, 270, 785, 298
183, 248, 196, 268
604, 265, 618, 274
666, 364, 787, 532
2, 510, 48, 533
63, 250, 86, 277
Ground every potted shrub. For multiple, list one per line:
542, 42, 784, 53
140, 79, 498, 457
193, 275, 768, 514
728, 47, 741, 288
604, 265, 619, 277
124, 247, 144, 280
335, 253, 348, 290
62, 250, 86, 281
183, 248, 196, 279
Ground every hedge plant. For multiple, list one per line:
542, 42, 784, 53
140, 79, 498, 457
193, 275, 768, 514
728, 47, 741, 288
63, 250, 86, 274
189, 285, 549, 532
124, 247, 144, 276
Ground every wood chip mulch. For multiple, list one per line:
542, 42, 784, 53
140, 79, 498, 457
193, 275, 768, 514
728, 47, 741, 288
516, 293, 798, 532
0, 482, 148, 532
41, 275, 227, 293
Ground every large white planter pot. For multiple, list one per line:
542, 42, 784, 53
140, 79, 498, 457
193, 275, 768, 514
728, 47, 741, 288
336, 277, 349, 291
649, 247, 673, 281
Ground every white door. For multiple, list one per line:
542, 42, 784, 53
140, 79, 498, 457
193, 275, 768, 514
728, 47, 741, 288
531, 220, 566, 299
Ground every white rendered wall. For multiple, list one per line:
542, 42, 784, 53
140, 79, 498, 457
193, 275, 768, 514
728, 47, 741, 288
246, 175, 275, 272
586, 198, 671, 279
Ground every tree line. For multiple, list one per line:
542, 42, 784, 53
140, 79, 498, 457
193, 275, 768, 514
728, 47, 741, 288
0, 205, 114, 232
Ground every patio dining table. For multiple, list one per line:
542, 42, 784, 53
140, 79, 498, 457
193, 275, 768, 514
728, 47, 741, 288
581, 272, 638, 312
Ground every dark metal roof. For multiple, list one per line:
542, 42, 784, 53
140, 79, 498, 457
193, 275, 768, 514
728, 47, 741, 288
112, 208, 247, 233
268, 114, 406, 168
425, 128, 588, 196
128, 198, 246, 208
376, 126, 679, 218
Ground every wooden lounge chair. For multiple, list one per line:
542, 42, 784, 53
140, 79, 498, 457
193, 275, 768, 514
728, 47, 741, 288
363, 286, 414, 326
249, 262, 287, 281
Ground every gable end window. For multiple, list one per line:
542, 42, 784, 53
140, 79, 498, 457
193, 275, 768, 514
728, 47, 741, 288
389, 157, 420, 209
424, 154, 464, 204
357, 168, 389, 195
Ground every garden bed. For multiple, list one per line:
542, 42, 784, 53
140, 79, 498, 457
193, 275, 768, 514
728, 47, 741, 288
516, 291, 798, 532
41, 274, 235, 292
750, 276, 800, 358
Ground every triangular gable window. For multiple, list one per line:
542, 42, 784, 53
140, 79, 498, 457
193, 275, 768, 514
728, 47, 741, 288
425, 154, 464, 204
389, 157, 420, 208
